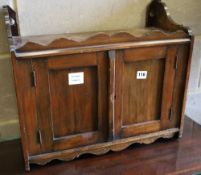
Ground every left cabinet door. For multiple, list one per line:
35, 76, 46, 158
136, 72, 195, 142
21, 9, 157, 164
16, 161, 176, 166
32, 52, 108, 153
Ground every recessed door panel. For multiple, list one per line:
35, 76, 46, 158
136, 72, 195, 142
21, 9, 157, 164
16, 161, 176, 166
49, 67, 98, 138
122, 59, 165, 125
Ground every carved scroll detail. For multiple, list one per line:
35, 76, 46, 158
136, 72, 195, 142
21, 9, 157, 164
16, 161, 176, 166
146, 0, 192, 36
3, 5, 19, 37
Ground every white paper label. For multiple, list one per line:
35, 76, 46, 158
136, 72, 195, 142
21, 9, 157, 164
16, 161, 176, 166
68, 72, 84, 85
136, 71, 148, 79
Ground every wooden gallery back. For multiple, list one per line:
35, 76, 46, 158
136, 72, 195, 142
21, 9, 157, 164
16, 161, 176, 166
3, 0, 194, 171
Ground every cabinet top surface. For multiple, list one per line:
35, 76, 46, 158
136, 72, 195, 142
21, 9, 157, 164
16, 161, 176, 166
4, 0, 192, 55
12, 28, 188, 52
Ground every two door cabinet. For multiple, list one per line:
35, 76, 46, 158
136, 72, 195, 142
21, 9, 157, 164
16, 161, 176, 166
4, 0, 194, 171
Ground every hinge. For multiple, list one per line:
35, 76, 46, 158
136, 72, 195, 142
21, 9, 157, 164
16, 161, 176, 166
168, 107, 173, 120
36, 130, 42, 145
108, 50, 116, 60
174, 54, 178, 70
31, 71, 37, 87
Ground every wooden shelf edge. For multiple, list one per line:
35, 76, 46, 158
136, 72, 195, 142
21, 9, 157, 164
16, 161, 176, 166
14, 38, 190, 59
9, 29, 188, 53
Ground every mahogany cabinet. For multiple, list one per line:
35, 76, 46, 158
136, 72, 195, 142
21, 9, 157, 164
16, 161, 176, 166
3, 0, 194, 171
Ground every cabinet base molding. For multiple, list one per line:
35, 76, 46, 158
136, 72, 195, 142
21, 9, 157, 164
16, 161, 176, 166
29, 128, 179, 167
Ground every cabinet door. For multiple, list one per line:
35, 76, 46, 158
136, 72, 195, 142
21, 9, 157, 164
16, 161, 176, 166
114, 46, 179, 138
32, 52, 108, 152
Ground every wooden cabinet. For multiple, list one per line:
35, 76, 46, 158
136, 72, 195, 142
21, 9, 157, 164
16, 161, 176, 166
4, 0, 194, 171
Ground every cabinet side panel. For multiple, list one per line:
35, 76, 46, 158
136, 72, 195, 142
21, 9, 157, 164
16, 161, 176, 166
11, 54, 40, 156
171, 44, 189, 128
160, 46, 178, 130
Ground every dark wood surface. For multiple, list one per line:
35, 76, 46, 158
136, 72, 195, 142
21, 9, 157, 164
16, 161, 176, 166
0, 117, 201, 175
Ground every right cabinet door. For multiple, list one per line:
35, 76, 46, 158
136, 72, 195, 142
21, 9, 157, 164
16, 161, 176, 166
114, 45, 189, 138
